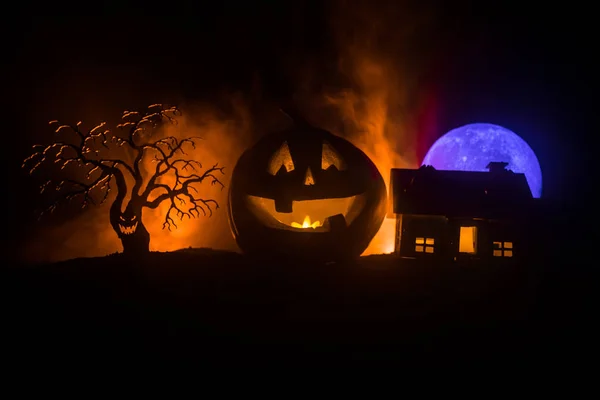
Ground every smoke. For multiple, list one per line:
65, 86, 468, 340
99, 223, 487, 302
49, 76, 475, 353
142, 99, 254, 254
20, 1, 441, 262
296, 0, 440, 254
21, 97, 254, 263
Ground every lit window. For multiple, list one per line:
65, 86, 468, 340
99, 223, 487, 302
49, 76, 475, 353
493, 241, 513, 257
415, 237, 435, 253
459, 226, 478, 254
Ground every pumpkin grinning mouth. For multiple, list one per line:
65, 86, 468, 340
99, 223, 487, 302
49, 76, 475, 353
245, 194, 367, 232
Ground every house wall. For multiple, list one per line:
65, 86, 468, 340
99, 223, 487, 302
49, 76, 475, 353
395, 214, 449, 259
395, 214, 524, 262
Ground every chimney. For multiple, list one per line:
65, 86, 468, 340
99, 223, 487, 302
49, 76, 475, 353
486, 161, 510, 173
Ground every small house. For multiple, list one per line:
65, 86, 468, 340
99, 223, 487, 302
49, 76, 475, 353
388, 162, 534, 262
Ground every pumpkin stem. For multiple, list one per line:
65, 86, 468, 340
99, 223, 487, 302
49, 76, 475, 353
279, 106, 313, 129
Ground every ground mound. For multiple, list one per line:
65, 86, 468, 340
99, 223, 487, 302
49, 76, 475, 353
2, 248, 587, 367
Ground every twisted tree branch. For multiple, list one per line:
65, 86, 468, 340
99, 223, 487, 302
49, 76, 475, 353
24, 104, 225, 232
144, 162, 225, 231
38, 173, 113, 217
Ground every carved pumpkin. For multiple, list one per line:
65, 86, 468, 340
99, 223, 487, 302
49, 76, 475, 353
228, 123, 387, 261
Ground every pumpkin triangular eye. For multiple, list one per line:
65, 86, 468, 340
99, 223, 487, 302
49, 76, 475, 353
268, 141, 295, 175
322, 141, 346, 171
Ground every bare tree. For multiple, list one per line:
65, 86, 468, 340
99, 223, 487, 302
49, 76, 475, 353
22, 104, 225, 255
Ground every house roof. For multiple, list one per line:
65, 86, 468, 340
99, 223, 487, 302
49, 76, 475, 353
389, 165, 533, 218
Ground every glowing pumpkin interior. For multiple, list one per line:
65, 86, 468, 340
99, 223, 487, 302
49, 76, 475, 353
245, 140, 367, 232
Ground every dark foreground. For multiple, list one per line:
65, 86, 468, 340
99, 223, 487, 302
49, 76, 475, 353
2, 249, 591, 368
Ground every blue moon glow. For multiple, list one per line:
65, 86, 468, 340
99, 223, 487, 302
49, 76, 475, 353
421, 123, 543, 198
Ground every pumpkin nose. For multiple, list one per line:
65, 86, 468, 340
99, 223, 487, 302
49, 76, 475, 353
304, 167, 315, 185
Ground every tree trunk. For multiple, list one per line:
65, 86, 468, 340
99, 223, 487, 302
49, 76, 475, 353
109, 205, 151, 256
119, 222, 151, 255
108, 174, 151, 256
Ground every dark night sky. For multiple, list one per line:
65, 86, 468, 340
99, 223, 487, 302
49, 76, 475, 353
3, 2, 593, 257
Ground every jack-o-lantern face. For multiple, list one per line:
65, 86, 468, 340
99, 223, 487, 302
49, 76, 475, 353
118, 210, 139, 236
247, 139, 365, 231
228, 125, 387, 261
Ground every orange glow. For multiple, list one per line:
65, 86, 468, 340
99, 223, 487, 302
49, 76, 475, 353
22, 2, 435, 263
291, 215, 322, 229
22, 101, 253, 263
141, 105, 252, 253
320, 58, 419, 255
305, 1, 436, 255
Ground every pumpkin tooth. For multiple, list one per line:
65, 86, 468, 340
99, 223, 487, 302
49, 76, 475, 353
274, 197, 293, 213
326, 214, 347, 231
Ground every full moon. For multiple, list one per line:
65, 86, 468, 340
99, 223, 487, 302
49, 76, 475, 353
421, 123, 543, 198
